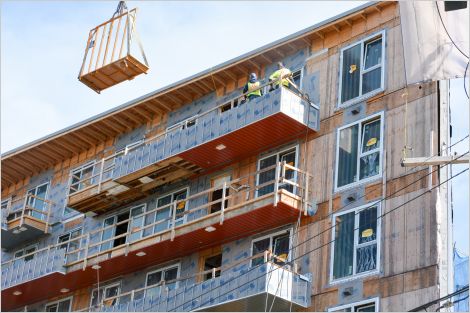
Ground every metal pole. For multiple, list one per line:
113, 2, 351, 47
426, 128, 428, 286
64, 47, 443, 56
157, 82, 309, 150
220, 182, 226, 225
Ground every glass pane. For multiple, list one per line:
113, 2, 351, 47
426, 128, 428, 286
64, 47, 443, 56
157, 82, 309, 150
154, 207, 171, 233
91, 290, 101, 307
338, 125, 359, 187
361, 120, 381, 153
24, 246, 37, 262
14, 250, 24, 258
157, 195, 172, 208
358, 207, 377, 244
104, 286, 119, 306
164, 267, 179, 289
280, 150, 296, 193
129, 206, 145, 242
174, 190, 188, 225
147, 271, 162, 286
332, 308, 352, 312
101, 217, 115, 251
58, 234, 70, 250
341, 44, 361, 103
333, 212, 355, 279
364, 38, 382, 70
252, 238, 270, 266
362, 67, 381, 95
356, 303, 376, 312
273, 233, 290, 264
359, 152, 380, 180
45, 304, 58, 312
257, 155, 277, 196
58, 299, 71, 312
356, 244, 377, 273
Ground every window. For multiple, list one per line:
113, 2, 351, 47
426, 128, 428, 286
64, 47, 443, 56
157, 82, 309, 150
335, 114, 383, 190
203, 253, 222, 281
58, 228, 82, 262
145, 264, 180, 299
251, 229, 291, 267
220, 99, 239, 113
45, 297, 73, 312
339, 31, 385, 106
329, 298, 379, 312
69, 162, 95, 194
331, 204, 380, 282
14, 244, 38, 262
257, 147, 298, 197
167, 117, 197, 132
26, 182, 49, 220
210, 174, 231, 214
90, 283, 120, 308
1, 198, 10, 211
100, 204, 146, 251
291, 69, 303, 89
154, 188, 188, 233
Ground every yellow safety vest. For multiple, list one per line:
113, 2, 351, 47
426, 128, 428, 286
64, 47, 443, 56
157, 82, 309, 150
247, 82, 261, 97
269, 68, 291, 87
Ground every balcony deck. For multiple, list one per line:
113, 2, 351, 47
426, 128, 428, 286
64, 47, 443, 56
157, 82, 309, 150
67, 86, 319, 214
94, 262, 311, 312
1, 195, 53, 250
2, 164, 315, 311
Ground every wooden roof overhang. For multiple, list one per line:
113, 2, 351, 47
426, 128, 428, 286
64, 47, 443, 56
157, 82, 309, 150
1, 2, 389, 189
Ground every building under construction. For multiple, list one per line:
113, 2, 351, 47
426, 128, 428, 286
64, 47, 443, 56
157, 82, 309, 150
1, 1, 465, 311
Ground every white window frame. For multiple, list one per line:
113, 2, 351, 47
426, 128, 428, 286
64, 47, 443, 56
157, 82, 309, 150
57, 227, 83, 262
90, 282, 121, 308
338, 30, 386, 108
155, 187, 190, 228
250, 228, 293, 266
166, 116, 198, 133
256, 145, 299, 197
291, 67, 303, 90
145, 262, 181, 291
328, 297, 379, 312
14, 243, 39, 261
334, 112, 384, 192
329, 203, 381, 284
45, 296, 73, 312
69, 161, 96, 194
26, 182, 50, 220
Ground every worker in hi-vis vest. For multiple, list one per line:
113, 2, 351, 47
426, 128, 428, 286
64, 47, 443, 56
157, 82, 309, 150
269, 62, 292, 90
242, 73, 263, 103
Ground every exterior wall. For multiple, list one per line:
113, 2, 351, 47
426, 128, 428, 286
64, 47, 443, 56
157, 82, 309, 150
2, 2, 451, 312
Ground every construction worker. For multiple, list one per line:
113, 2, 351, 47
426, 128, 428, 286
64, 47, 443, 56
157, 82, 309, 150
242, 73, 263, 103
269, 62, 292, 90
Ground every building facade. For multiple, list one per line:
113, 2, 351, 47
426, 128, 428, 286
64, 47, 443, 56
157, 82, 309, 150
1, 2, 453, 311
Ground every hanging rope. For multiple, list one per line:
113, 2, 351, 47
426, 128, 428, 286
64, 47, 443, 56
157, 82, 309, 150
113, 1, 128, 18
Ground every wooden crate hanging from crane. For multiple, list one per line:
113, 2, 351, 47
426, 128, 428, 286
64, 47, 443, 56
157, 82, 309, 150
78, 1, 149, 93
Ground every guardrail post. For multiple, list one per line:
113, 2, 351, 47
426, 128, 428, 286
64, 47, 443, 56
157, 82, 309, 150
97, 158, 105, 193
220, 182, 226, 225
170, 201, 177, 241
45, 201, 52, 233
274, 162, 281, 206
83, 233, 90, 271
304, 173, 309, 216
20, 196, 28, 227
264, 250, 269, 263
212, 268, 216, 279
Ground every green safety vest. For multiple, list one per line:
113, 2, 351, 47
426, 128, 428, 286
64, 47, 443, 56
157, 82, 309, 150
247, 82, 262, 97
269, 68, 291, 87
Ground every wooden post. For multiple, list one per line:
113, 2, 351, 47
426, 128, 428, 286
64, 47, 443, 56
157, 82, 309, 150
304, 173, 309, 216
45, 201, 51, 233
83, 233, 90, 271
220, 182, 226, 225
97, 158, 105, 194
170, 201, 177, 241
274, 162, 281, 206
20, 195, 28, 228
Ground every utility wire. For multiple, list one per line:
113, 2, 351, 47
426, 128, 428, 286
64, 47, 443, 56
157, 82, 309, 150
409, 285, 469, 312
167, 160, 469, 312
435, 2, 469, 59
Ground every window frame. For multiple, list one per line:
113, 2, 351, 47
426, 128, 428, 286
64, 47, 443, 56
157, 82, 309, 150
68, 161, 96, 194
250, 228, 293, 267
329, 203, 381, 284
45, 296, 73, 312
256, 145, 299, 198
90, 282, 121, 309
338, 30, 386, 108
328, 298, 379, 312
145, 262, 181, 290
155, 187, 190, 228
57, 227, 83, 262
291, 68, 303, 90
14, 243, 39, 261
334, 112, 384, 192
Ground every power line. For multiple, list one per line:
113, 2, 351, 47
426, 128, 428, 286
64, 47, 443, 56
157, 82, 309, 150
409, 285, 469, 312
435, 2, 469, 59
167, 163, 469, 312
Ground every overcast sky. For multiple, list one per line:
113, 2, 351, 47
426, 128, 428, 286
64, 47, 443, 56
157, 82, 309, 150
1, 1, 468, 254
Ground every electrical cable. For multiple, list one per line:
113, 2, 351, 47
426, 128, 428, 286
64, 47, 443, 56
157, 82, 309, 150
167, 166, 469, 312
435, 2, 469, 59
409, 284, 469, 311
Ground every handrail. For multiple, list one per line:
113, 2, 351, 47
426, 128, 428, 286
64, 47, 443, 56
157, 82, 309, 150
2, 194, 54, 231
3, 163, 314, 277
76, 251, 295, 312
67, 78, 315, 196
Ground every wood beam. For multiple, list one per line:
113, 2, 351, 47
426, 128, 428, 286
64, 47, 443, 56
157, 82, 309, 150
246, 59, 261, 71
271, 49, 285, 58
332, 25, 341, 33
120, 111, 145, 126
300, 37, 312, 46
50, 139, 80, 155
194, 81, 211, 93
258, 54, 273, 64
221, 70, 238, 82
187, 83, 206, 95
40, 143, 70, 160
71, 131, 99, 147
154, 99, 172, 112
373, 5, 382, 13
142, 103, 164, 116
287, 43, 298, 52
174, 89, 193, 102
5, 159, 34, 176
401, 155, 470, 167
211, 74, 226, 87
33, 147, 62, 164
360, 13, 367, 20
315, 31, 324, 39
164, 94, 183, 107
131, 108, 153, 121
14, 155, 46, 173
100, 119, 126, 134
89, 123, 116, 138
344, 19, 352, 27
197, 79, 215, 91
110, 115, 134, 131
61, 136, 88, 151
80, 127, 107, 142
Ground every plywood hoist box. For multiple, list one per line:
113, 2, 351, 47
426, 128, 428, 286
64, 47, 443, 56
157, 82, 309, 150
78, 7, 149, 93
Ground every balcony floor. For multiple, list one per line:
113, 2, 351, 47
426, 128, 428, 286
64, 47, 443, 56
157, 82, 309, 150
2, 192, 302, 311
1, 217, 49, 250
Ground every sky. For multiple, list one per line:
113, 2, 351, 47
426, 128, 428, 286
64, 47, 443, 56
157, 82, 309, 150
1, 1, 468, 254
